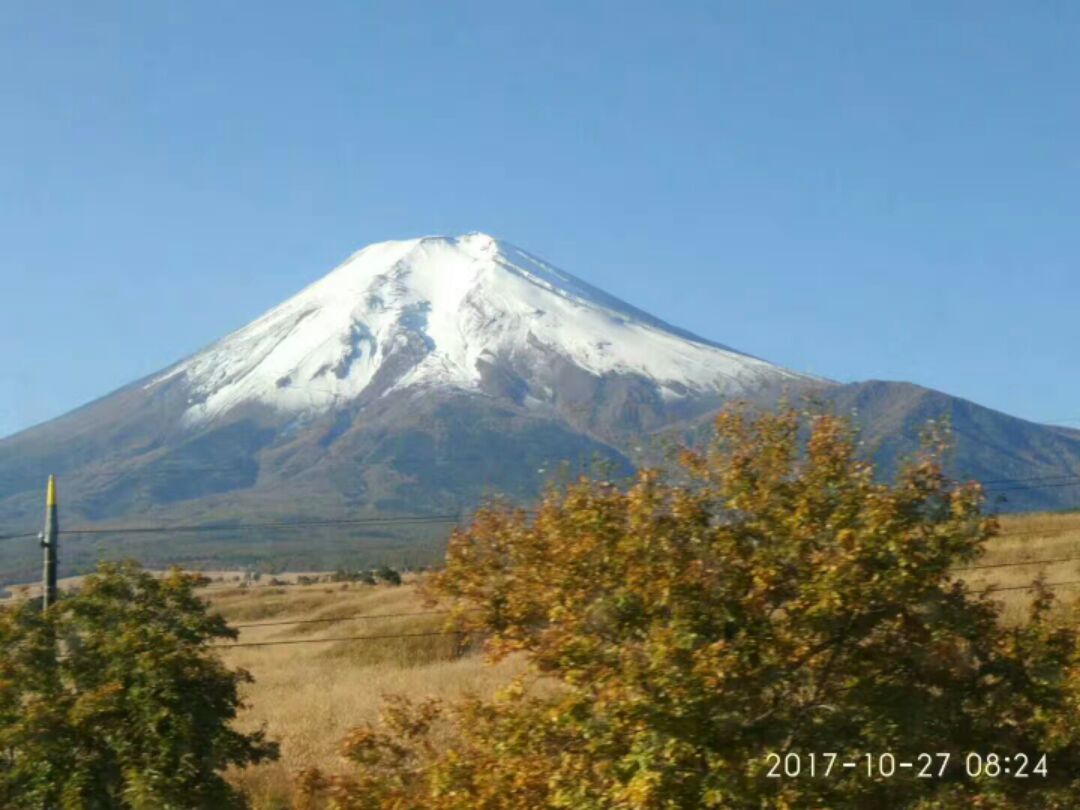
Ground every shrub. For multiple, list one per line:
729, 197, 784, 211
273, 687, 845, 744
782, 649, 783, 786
375, 566, 402, 587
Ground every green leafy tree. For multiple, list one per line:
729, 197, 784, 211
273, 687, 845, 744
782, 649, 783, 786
0, 560, 277, 809
298, 406, 1080, 809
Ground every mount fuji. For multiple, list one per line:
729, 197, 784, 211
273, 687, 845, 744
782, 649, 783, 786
1, 233, 1079, 582
152, 232, 807, 426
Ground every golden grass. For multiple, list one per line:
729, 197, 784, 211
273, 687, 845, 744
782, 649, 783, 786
194, 512, 1080, 806
206, 579, 520, 808
958, 511, 1080, 623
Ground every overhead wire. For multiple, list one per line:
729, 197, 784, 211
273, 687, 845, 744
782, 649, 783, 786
56, 428, 612, 486
954, 555, 1080, 572
978, 473, 1080, 486
0, 531, 40, 542
230, 609, 461, 629
986, 579, 1080, 594
1, 472, 1080, 543
57, 514, 462, 537
215, 629, 464, 649
215, 575, 1080, 651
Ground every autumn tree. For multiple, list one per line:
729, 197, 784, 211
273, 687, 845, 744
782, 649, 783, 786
299, 406, 1080, 809
0, 560, 277, 809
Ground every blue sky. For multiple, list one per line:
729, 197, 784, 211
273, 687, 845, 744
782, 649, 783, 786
1, 1, 1078, 438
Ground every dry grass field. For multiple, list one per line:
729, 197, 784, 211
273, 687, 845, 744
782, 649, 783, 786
960, 511, 1080, 623
204, 577, 521, 809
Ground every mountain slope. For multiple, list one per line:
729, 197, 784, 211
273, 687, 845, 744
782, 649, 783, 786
823, 381, 1080, 512
0, 233, 1077, 583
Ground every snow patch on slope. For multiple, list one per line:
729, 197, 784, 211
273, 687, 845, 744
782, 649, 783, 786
149, 233, 806, 424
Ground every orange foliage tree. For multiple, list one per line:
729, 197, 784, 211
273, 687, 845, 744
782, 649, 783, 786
298, 406, 1080, 809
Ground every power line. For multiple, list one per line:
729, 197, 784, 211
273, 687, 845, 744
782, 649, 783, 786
0, 531, 40, 542
29, 459, 1080, 488
0, 504, 548, 544
0, 515, 462, 543
0, 512, 1073, 545
2, 468, 1080, 546
78, 469, 1080, 487
215, 629, 464, 649
979, 473, 1080, 487
994, 528, 1080, 541
954, 555, 1080, 572
221, 578, 1080, 649
0, 513, 1073, 547
986, 579, 1080, 594
58, 441, 609, 485
230, 609, 459, 629
57, 514, 462, 537
4, 467, 1080, 552
70, 455, 502, 482
985, 481, 1080, 495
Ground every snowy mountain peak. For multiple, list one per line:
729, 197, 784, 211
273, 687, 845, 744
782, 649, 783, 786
151, 234, 806, 424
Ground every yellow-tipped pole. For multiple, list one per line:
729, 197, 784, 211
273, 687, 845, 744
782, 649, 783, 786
42, 475, 58, 609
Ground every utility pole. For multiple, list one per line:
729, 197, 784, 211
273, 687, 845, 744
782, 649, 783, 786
41, 475, 58, 609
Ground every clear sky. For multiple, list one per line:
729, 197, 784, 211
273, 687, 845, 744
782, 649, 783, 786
2, 1, 1078, 438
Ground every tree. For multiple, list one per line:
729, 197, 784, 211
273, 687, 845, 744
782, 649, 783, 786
0, 560, 278, 809
375, 566, 402, 587
298, 406, 1080, 809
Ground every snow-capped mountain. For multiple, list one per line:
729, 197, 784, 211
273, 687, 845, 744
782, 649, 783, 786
2, 232, 1079, 584
151, 233, 805, 426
